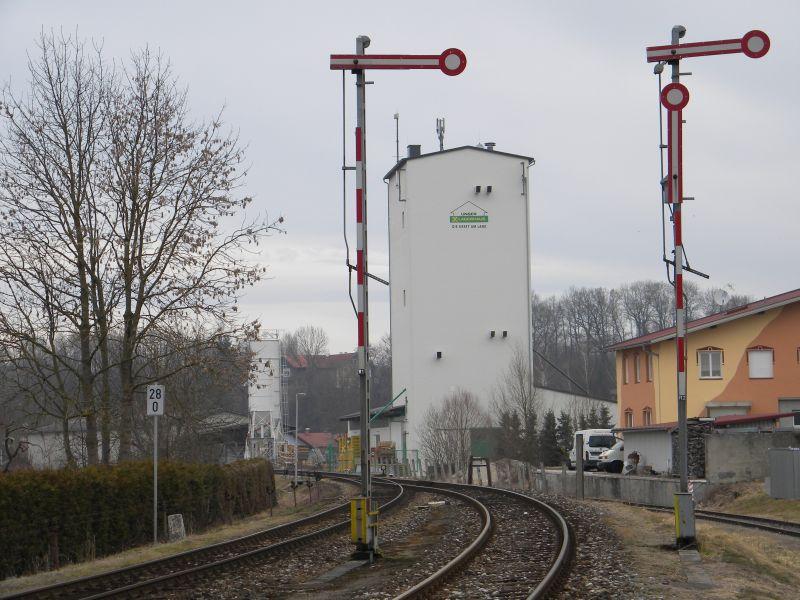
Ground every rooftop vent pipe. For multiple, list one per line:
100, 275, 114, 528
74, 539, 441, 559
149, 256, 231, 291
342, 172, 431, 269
407, 144, 421, 158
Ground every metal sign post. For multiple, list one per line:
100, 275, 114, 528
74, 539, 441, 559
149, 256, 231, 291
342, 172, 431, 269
330, 38, 466, 560
147, 384, 165, 544
646, 26, 769, 546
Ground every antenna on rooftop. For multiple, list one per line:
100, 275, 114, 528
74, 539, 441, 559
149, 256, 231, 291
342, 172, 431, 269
436, 117, 445, 151
394, 113, 400, 163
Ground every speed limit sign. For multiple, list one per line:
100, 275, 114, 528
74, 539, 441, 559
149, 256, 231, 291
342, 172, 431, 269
146, 384, 165, 416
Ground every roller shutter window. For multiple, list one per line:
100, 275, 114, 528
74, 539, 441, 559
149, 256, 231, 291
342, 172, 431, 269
748, 348, 774, 379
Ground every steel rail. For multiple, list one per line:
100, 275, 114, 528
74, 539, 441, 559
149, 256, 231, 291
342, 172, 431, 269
390, 483, 492, 600
3, 475, 364, 600
622, 502, 800, 538
81, 478, 406, 599
386, 478, 574, 600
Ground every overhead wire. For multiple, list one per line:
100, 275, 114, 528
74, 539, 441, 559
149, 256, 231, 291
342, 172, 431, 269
342, 70, 357, 317
657, 68, 674, 287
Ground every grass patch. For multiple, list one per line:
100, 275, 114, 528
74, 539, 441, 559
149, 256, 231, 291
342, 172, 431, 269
697, 524, 798, 587
737, 587, 784, 600
700, 481, 800, 522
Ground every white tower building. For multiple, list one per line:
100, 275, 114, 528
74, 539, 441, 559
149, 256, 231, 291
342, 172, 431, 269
386, 144, 534, 465
245, 333, 284, 460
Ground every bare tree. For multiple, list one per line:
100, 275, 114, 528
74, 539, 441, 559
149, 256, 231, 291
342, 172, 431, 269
491, 343, 538, 427
281, 330, 299, 358
620, 282, 655, 337
0, 32, 113, 464
102, 50, 281, 459
370, 333, 392, 404
292, 325, 329, 367
418, 389, 490, 472
491, 345, 540, 463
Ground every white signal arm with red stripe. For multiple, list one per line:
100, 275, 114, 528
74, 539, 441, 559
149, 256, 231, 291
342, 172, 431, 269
646, 30, 769, 62
646, 26, 769, 542
330, 48, 466, 76
332, 36, 466, 557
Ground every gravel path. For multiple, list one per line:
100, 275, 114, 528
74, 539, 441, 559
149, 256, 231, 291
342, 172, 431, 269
528, 492, 640, 599
157, 480, 644, 599
309, 493, 482, 599
166, 487, 419, 599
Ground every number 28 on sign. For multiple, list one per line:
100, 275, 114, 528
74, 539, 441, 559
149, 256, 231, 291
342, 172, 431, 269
147, 384, 165, 416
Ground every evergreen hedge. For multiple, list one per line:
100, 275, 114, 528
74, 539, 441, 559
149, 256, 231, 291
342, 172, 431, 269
0, 459, 275, 578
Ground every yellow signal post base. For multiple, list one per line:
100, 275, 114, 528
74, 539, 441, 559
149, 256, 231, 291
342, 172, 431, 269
350, 497, 380, 560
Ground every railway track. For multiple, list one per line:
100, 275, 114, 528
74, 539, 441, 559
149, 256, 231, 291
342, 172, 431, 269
3, 476, 405, 600
628, 502, 800, 538
385, 479, 574, 600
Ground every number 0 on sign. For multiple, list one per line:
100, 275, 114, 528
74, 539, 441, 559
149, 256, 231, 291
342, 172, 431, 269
147, 385, 165, 416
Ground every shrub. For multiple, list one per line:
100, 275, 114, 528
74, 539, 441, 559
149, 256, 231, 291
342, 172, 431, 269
0, 459, 275, 578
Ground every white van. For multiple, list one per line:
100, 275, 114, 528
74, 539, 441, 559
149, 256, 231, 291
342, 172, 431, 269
568, 429, 617, 470
597, 439, 624, 473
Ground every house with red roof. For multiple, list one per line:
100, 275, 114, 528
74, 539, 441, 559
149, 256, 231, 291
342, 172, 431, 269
608, 288, 800, 428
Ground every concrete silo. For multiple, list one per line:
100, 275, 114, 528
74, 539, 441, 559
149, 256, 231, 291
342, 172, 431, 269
385, 143, 534, 471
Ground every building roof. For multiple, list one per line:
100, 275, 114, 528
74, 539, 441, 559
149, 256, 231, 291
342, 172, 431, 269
384, 145, 535, 180
613, 412, 794, 434
297, 431, 335, 449
339, 404, 406, 422
285, 352, 355, 370
608, 288, 800, 351
711, 412, 794, 427
534, 383, 617, 404
197, 412, 250, 433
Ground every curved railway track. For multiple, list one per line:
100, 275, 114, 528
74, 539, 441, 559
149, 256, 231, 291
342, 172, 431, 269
383, 478, 574, 600
28, 473, 798, 599
3, 476, 405, 600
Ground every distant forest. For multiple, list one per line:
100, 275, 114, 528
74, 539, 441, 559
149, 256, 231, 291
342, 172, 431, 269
532, 280, 751, 401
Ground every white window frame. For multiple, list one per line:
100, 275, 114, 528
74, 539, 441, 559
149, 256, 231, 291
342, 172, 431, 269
622, 356, 629, 384
643, 407, 652, 426
747, 347, 774, 379
624, 410, 633, 428
698, 349, 723, 379
646, 352, 654, 382
634, 354, 641, 383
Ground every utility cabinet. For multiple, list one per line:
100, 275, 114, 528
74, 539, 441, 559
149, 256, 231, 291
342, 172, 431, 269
768, 447, 800, 499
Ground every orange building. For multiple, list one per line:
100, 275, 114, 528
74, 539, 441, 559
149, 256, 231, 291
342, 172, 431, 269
609, 289, 800, 428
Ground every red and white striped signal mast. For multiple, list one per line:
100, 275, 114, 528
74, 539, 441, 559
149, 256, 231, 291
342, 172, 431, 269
330, 37, 466, 559
646, 26, 769, 546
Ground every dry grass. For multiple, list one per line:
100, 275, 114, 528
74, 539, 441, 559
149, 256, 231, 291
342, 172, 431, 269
700, 480, 800, 522
696, 523, 800, 590
0, 476, 351, 596
599, 501, 800, 599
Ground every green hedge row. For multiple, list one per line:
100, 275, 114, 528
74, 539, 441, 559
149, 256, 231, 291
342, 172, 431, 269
0, 459, 275, 578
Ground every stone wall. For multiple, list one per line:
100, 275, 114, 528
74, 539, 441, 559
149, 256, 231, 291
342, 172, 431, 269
705, 431, 800, 483
670, 421, 713, 479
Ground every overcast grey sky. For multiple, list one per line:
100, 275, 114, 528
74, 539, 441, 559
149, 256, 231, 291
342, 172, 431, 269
1, 1, 797, 352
